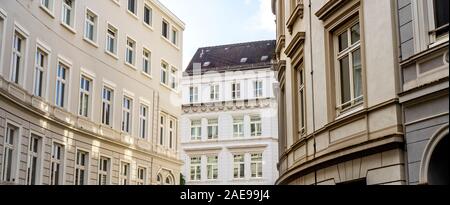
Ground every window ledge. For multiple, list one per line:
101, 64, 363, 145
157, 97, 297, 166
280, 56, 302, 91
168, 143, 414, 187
141, 71, 153, 79
336, 104, 364, 120
161, 36, 180, 51
39, 5, 55, 18
127, 10, 139, 20
60, 22, 77, 34
125, 62, 137, 70
160, 82, 178, 93
105, 50, 119, 60
143, 22, 154, 31
286, 3, 304, 33
111, 0, 120, 6
83, 37, 99, 48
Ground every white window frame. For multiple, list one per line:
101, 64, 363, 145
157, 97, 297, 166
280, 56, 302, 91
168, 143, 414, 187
137, 166, 147, 185
250, 116, 262, 137
231, 82, 241, 100
55, 60, 70, 109
0, 11, 6, 72
233, 117, 244, 138
206, 155, 218, 180
424, 0, 449, 46
189, 86, 199, 103
79, 75, 93, 118
1, 122, 21, 184
127, 0, 138, 17
26, 133, 43, 185
119, 161, 131, 185
102, 86, 114, 127
142, 48, 152, 76
169, 67, 178, 90
122, 95, 133, 134
159, 113, 166, 146
162, 19, 169, 39
139, 104, 149, 139
254, 80, 263, 98
33, 45, 50, 98
74, 148, 89, 185
105, 23, 118, 57
50, 141, 65, 185
210, 84, 220, 101
297, 66, 306, 135
171, 27, 178, 46
190, 120, 202, 141
143, 4, 153, 28
250, 153, 263, 178
61, 0, 76, 31
40, 0, 55, 17
83, 9, 98, 45
233, 154, 245, 179
207, 119, 218, 140
125, 37, 136, 67
98, 156, 111, 185
10, 26, 29, 85
168, 118, 175, 149
190, 156, 201, 181
160, 61, 169, 85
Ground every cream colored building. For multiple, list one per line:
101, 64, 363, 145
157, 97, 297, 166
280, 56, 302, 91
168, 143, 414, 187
272, 0, 408, 185
0, 0, 184, 185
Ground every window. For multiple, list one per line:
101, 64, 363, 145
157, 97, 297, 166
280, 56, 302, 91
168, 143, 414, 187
139, 105, 148, 139
233, 155, 245, 179
137, 167, 147, 185
170, 67, 177, 89
127, 0, 137, 15
159, 115, 165, 146
251, 153, 263, 178
207, 156, 218, 180
98, 157, 110, 185
250, 116, 262, 137
0, 15, 4, 65
207, 119, 218, 140
144, 5, 153, 26
126, 38, 135, 66
34, 48, 48, 97
254, 81, 263, 98
210, 84, 220, 101
79, 76, 92, 118
122, 97, 132, 134
84, 10, 97, 43
162, 20, 169, 39
11, 31, 26, 84
165, 175, 173, 185
2, 124, 19, 183
156, 173, 162, 185
55, 62, 68, 108
106, 25, 117, 55
161, 62, 168, 85
120, 162, 130, 185
335, 21, 363, 112
190, 157, 201, 181
27, 134, 42, 185
171, 28, 178, 45
296, 66, 306, 135
189, 86, 199, 103
41, 0, 54, 12
62, 0, 75, 28
168, 119, 175, 149
75, 150, 88, 185
102, 87, 113, 126
430, 0, 449, 39
233, 118, 244, 138
231, 82, 241, 100
50, 142, 64, 185
190, 120, 201, 141
142, 49, 151, 75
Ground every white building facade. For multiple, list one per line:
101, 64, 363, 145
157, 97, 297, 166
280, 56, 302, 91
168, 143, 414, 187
180, 41, 279, 185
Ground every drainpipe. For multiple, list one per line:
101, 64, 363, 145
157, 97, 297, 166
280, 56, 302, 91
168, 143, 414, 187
308, 0, 318, 186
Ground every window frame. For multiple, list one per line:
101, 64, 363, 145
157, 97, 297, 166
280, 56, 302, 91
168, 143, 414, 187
159, 113, 166, 146
139, 104, 149, 139
169, 67, 178, 90
210, 84, 220, 101
55, 59, 71, 109
119, 161, 131, 185
50, 141, 65, 185
162, 20, 170, 39
207, 119, 218, 140
160, 61, 169, 85
190, 120, 202, 141
83, 8, 98, 46
425, 0, 449, 46
137, 166, 147, 185
231, 82, 241, 100
127, 0, 138, 17
26, 133, 44, 185
40, 0, 55, 17
253, 80, 263, 98
125, 36, 136, 68
189, 156, 201, 181
189, 86, 199, 103
250, 153, 263, 178
105, 23, 118, 57
168, 118, 176, 149
250, 116, 262, 137
233, 154, 245, 179
121, 95, 133, 134
143, 3, 153, 28
33, 43, 50, 99
74, 148, 90, 185
98, 156, 111, 185
233, 117, 244, 138
206, 155, 218, 180
0, 11, 6, 70
101, 85, 114, 127
1, 122, 22, 184
78, 74, 93, 118
10, 25, 29, 85
61, 0, 76, 31
142, 48, 152, 76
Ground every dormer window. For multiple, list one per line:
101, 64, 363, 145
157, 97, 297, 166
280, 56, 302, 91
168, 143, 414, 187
240, 58, 248, 63
261, 56, 269, 61
203, 62, 210, 67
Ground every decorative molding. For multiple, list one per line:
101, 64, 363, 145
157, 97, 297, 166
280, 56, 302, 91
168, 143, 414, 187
182, 98, 276, 114
286, 3, 304, 34
275, 35, 286, 57
284, 32, 306, 58
315, 0, 351, 21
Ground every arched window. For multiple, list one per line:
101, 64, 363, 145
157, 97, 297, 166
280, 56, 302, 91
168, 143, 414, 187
156, 174, 163, 185
165, 175, 174, 185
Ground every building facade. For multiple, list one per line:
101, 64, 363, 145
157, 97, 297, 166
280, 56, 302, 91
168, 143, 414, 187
272, 0, 409, 185
396, 0, 448, 185
0, 0, 184, 185
180, 41, 279, 185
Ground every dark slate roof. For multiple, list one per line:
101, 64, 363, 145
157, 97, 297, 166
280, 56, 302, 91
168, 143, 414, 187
184, 40, 276, 76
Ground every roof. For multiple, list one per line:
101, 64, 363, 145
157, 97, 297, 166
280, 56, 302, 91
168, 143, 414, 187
184, 40, 276, 76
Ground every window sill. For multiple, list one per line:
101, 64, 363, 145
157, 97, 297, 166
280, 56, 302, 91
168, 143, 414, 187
429, 35, 449, 49
336, 104, 364, 120
127, 10, 139, 20
39, 5, 55, 18
141, 71, 153, 79
125, 62, 137, 70
161, 36, 180, 51
110, 0, 120, 6
143, 22, 154, 31
105, 50, 119, 60
160, 82, 178, 93
60, 22, 77, 34
83, 37, 99, 48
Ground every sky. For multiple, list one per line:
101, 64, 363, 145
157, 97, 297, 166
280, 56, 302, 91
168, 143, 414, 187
158, 0, 276, 70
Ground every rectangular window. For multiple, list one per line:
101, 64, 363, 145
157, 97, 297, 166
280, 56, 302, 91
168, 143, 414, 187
207, 119, 218, 140
27, 134, 42, 185
144, 5, 153, 26
2, 124, 19, 183
75, 150, 89, 185
335, 21, 363, 112
142, 49, 151, 75
254, 81, 263, 98
251, 153, 263, 178
11, 31, 26, 84
210, 84, 220, 101
168, 119, 175, 149
190, 120, 201, 141
231, 82, 241, 100
79, 76, 92, 118
297, 67, 306, 135
102, 87, 113, 126
127, 0, 137, 15
233, 118, 244, 138
431, 0, 449, 38
139, 104, 148, 139
170, 67, 177, 89
233, 155, 245, 179
190, 157, 201, 181
137, 167, 147, 185
106, 25, 117, 55
161, 62, 168, 85
171, 28, 178, 45
55, 63, 68, 108
41, 0, 54, 11
126, 38, 135, 65
34, 48, 48, 97
122, 97, 132, 134
159, 115, 165, 146
50, 142, 64, 185
0, 16, 4, 64
189, 86, 199, 103
250, 116, 262, 137
98, 157, 110, 185
84, 10, 97, 42
62, 0, 74, 27
207, 156, 218, 180
162, 20, 169, 39
120, 162, 130, 185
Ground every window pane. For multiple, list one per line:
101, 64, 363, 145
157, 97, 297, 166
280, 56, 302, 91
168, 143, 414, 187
351, 23, 360, 44
352, 49, 363, 99
434, 0, 449, 28
338, 32, 348, 52
339, 56, 351, 104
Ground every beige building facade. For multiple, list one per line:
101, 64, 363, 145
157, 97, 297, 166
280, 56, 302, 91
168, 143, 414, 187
272, 0, 409, 185
0, 0, 184, 185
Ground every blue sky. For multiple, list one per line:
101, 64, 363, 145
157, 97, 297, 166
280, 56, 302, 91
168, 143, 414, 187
159, 0, 276, 69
